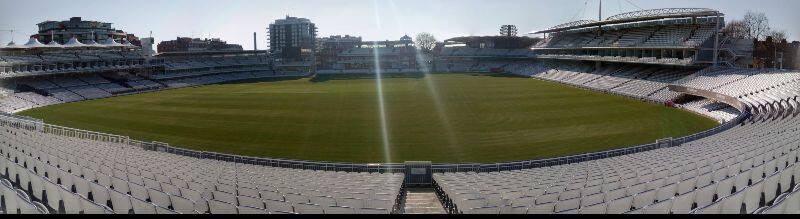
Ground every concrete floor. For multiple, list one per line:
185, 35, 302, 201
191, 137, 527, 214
403, 188, 447, 214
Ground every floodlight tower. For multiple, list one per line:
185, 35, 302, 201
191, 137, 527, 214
0, 29, 16, 44
595, 0, 604, 35
500, 25, 518, 37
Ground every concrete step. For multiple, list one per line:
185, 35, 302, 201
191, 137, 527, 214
403, 188, 447, 214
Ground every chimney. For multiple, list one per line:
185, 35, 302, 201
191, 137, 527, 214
253, 32, 258, 51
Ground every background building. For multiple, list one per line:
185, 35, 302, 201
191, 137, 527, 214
316, 35, 363, 69
443, 36, 541, 50
157, 37, 243, 53
268, 16, 317, 61
140, 37, 156, 56
317, 35, 418, 72
752, 37, 800, 69
31, 17, 140, 46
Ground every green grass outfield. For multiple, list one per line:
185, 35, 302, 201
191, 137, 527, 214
19, 73, 718, 163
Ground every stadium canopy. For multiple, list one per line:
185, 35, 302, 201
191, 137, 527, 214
542, 20, 598, 32
23, 37, 46, 48
46, 40, 62, 48
63, 36, 87, 48
3, 41, 27, 49
84, 39, 106, 48
532, 8, 723, 34
101, 37, 125, 47
121, 39, 136, 48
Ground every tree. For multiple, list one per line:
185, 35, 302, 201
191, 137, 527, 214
742, 11, 771, 40
722, 20, 749, 39
415, 32, 437, 54
767, 30, 788, 42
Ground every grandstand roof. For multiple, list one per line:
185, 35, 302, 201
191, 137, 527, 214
23, 37, 45, 48
63, 37, 86, 47
122, 39, 134, 47
101, 37, 124, 47
46, 40, 62, 47
533, 8, 723, 34
3, 41, 26, 49
84, 39, 106, 48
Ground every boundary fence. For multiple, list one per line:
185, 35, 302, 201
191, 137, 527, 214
0, 82, 751, 178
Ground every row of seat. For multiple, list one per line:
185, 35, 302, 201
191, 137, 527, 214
436, 116, 799, 214
432, 66, 800, 214
508, 61, 692, 103
0, 121, 405, 214
0, 176, 46, 214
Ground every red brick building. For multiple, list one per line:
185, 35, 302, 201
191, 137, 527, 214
157, 37, 243, 53
753, 37, 800, 69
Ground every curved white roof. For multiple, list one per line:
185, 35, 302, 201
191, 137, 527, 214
23, 37, 46, 48
46, 40, 63, 48
535, 8, 723, 34
4, 41, 26, 49
63, 37, 87, 47
545, 20, 598, 32
84, 39, 106, 48
121, 39, 135, 47
101, 37, 124, 47
605, 8, 720, 21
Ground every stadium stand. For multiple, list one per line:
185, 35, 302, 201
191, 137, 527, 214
417, 8, 800, 215
680, 99, 741, 122
44, 89, 84, 103
0, 116, 406, 214
431, 67, 799, 214
2, 7, 799, 215
0, 48, 300, 114
535, 21, 718, 49
435, 60, 697, 103
0, 43, 409, 215
4, 55, 798, 215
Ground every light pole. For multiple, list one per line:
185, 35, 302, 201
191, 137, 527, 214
0, 29, 17, 45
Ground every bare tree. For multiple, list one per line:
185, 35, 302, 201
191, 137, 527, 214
767, 30, 788, 42
722, 20, 749, 39
415, 32, 437, 54
743, 11, 771, 40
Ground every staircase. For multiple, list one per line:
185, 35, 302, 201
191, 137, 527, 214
403, 188, 447, 214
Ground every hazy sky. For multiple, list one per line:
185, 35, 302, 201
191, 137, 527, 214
1, 0, 798, 49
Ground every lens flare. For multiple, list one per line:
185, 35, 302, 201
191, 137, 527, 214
388, 0, 462, 154
415, 50, 461, 153
373, 0, 392, 164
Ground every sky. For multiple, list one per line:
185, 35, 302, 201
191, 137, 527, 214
0, 0, 798, 50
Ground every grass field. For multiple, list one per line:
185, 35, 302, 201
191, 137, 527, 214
19, 73, 718, 163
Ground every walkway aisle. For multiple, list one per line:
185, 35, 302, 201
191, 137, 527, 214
403, 188, 447, 214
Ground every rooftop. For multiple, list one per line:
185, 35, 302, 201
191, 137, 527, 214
272, 16, 313, 25
533, 8, 723, 34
